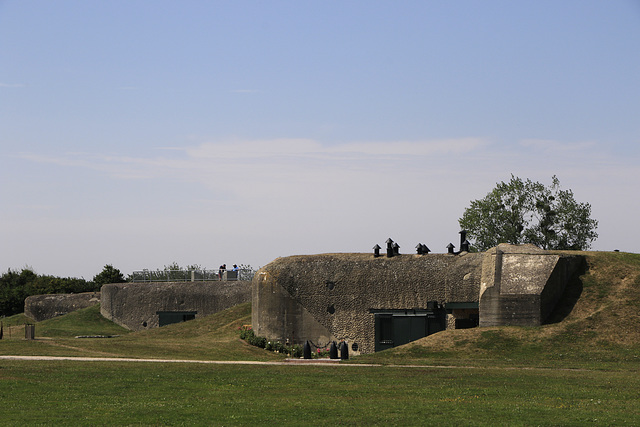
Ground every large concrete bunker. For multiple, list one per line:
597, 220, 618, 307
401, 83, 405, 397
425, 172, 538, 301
252, 244, 584, 354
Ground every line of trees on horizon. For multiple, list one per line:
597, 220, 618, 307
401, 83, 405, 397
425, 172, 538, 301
0, 264, 129, 317
0, 268, 100, 317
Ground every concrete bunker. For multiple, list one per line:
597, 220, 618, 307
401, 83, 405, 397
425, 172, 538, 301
24, 292, 101, 322
101, 281, 251, 331
252, 244, 584, 354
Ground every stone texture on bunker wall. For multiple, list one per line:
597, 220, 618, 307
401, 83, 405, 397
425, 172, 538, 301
24, 292, 101, 322
500, 254, 559, 295
252, 252, 484, 354
100, 281, 251, 331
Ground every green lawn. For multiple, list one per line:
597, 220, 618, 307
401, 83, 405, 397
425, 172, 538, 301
1, 360, 638, 425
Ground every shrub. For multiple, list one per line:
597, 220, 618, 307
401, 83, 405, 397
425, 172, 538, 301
239, 326, 302, 357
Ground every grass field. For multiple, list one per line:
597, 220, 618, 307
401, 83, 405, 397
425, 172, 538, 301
1, 359, 638, 425
1, 251, 639, 425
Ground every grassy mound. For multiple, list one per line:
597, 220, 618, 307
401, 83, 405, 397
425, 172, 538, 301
35, 305, 131, 338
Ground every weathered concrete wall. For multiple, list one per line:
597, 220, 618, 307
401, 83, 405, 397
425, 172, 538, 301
24, 292, 101, 322
479, 244, 584, 327
252, 252, 484, 354
253, 245, 586, 354
101, 281, 250, 331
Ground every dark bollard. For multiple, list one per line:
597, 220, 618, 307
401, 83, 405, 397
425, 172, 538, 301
373, 244, 381, 257
416, 243, 423, 255
393, 242, 400, 255
339, 341, 349, 360
447, 243, 455, 254
461, 239, 470, 252
386, 238, 394, 258
459, 230, 467, 248
303, 340, 312, 359
329, 341, 338, 359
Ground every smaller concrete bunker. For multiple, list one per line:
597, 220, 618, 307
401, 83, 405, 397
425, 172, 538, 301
24, 292, 101, 322
101, 281, 250, 331
252, 244, 584, 354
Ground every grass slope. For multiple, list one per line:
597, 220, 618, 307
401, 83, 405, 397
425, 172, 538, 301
1, 302, 285, 362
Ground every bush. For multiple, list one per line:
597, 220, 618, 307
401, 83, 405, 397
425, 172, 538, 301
239, 326, 302, 357
290, 344, 303, 358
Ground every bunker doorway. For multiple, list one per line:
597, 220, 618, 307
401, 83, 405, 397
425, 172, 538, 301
157, 311, 197, 327
372, 308, 446, 352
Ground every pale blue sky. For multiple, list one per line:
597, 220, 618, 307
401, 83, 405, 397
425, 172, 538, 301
1, 1, 639, 278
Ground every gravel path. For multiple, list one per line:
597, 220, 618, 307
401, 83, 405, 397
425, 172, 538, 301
0, 355, 360, 366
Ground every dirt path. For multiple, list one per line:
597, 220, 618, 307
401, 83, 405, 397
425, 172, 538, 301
0, 355, 357, 366
0, 355, 595, 371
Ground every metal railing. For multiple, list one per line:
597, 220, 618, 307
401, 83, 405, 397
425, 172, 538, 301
130, 269, 255, 283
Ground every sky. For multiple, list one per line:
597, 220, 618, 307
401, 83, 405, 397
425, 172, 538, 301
1, 1, 639, 279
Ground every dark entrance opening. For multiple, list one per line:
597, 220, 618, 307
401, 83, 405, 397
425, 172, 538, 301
444, 302, 479, 329
372, 307, 446, 352
157, 311, 197, 327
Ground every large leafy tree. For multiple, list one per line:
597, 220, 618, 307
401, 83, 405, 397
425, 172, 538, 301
459, 175, 598, 251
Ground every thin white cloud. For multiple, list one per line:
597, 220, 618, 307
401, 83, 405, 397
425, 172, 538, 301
184, 137, 488, 161
0, 83, 25, 88
16, 136, 627, 190
185, 138, 321, 160
519, 139, 596, 153
14, 136, 636, 206
332, 138, 488, 157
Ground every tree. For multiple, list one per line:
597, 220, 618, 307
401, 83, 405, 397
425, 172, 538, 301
93, 264, 126, 286
458, 175, 598, 251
